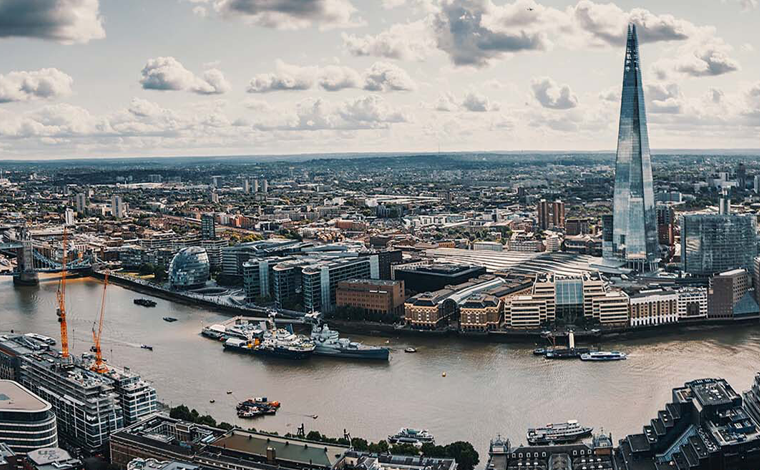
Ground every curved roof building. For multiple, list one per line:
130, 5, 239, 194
169, 247, 210, 289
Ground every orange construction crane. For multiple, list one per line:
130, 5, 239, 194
56, 228, 69, 359
91, 271, 109, 373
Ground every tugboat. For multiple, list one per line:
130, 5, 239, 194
388, 428, 435, 447
310, 323, 389, 360
134, 298, 157, 307
163, 317, 178, 322
236, 397, 280, 418
527, 420, 593, 445
580, 351, 627, 361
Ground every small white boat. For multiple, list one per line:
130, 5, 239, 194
580, 351, 627, 361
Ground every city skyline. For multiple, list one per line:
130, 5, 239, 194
0, 0, 758, 159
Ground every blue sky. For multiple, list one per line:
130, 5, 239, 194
0, 0, 758, 159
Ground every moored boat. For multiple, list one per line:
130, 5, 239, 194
223, 329, 315, 360
163, 317, 178, 322
134, 298, 157, 307
580, 351, 627, 361
388, 428, 435, 447
310, 324, 389, 361
527, 420, 593, 445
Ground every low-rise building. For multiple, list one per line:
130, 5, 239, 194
592, 291, 630, 327
676, 287, 708, 320
25, 448, 82, 470
335, 279, 406, 319
629, 290, 678, 327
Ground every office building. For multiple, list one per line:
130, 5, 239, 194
708, 268, 758, 320
335, 279, 406, 319
200, 214, 216, 240
655, 204, 675, 247
111, 195, 126, 219
25, 448, 82, 470
737, 162, 747, 189
75, 193, 87, 215
0, 381, 57, 453
260, 179, 268, 193
676, 287, 708, 321
628, 289, 678, 327
755, 175, 760, 193
681, 214, 757, 276
242, 179, 251, 193
209, 191, 219, 204
591, 291, 630, 326
374, 249, 402, 280
169, 247, 210, 289
610, 24, 658, 272
301, 256, 377, 313
200, 239, 227, 269
211, 176, 221, 188
395, 264, 487, 294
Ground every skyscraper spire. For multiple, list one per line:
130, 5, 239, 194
609, 23, 659, 272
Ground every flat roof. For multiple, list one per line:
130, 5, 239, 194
211, 430, 347, 468
0, 380, 50, 412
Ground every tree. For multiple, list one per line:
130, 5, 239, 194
390, 444, 420, 456
443, 442, 479, 470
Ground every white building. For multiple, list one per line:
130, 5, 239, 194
75, 193, 88, 214
64, 208, 75, 225
629, 290, 679, 327
677, 287, 708, 320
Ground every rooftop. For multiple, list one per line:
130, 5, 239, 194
0, 380, 50, 412
210, 429, 347, 468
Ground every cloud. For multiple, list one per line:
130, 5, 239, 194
646, 83, 683, 114
318, 65, 362, 91
0, 69, 74, 103
189, 0, 363, 30
367, 0, 719, 69
432, 0, 554, 68
0, 0, 105, 44
247, 61, 318, 93
252, 95, 409, 131
434, 90, 498, 112
248, 61, 416, 93
462, 91, 498, 112
363, 62, 416, 92
672, 41, 740, 77
739, 0, 758, 11
598, 86, 620, 103
531, 77, 578, 110
570, 0, 698, 46
140, 57, 230, 95
341, 20, 434, 61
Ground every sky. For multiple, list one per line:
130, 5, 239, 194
0, 0, 758, 160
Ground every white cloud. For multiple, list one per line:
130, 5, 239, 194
140, 57, 230, 95
531, 77, 578, 110
189, 0, 364, 30
653, 38, 740, 79
646, 82, 683, 114
433, 90, 499, 112
363, 62, 417, 92
0, 0, 105, 44
248, 61, 416, 93
318, 65, 362, 91
252, 95, 409, 131
0, 69, 74, 103
342, 20, 434, 61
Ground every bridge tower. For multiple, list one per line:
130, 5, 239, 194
13, 226, 38, 286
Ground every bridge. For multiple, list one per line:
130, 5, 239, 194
0, 226, 96, 285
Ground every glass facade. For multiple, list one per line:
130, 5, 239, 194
681, 214, 758, 277
555, 278, 584, 325
611, 24, 658, 271
168, 246, 210, 289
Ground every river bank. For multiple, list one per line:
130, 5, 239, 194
92, 272, 760, 345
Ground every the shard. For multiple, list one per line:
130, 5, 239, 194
610, 24, 659, 272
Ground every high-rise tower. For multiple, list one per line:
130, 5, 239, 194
610, 24, 658, 272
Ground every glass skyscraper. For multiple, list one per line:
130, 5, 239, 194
610, 24, 659, 272
681, 214, 758, 277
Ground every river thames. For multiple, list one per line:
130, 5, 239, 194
2, 275, 760, 458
